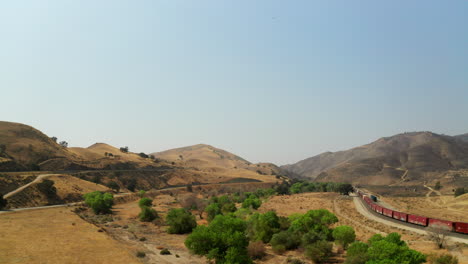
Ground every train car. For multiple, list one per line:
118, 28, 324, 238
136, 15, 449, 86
383, 208, 393, 218
428, 219, 454, 231
454, 222, 468, 234
375, 205, 383, 214
408, 214, 428, 226
392, 211, 408, 222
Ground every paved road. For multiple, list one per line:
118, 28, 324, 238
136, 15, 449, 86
352, 194, 468, 244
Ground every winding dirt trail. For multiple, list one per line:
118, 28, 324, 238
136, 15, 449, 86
3, 174, 59, 199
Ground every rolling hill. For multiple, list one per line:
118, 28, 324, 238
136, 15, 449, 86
0, 121, 162, 171
282, 132, 468, 185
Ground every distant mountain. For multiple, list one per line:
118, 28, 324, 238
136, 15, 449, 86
282, 132, 468, 185
455, 133, 468, 143
151, 144, 287, 179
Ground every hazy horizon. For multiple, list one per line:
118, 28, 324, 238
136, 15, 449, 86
1, 1, 467, 165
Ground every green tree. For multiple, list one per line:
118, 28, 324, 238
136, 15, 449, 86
138, 197, 153, 208
242, 195, 262, 210
304, 240, 333, 263
246, 211, 280, 243
185, 214, 252, 264
366, 233, 426, 264
107, 181, 120, 192
270, 231, 301, 251
338, 183, 354, 195
83, 191, 114, 214
345, 241, 369, 264
166, 208, 197, 234
205, 203, 222, 222
139, 206, 158, 222
137, 190, 146, 198
332, 225, 356, 249
221, 202, 237, 215
288, 209, 338, 238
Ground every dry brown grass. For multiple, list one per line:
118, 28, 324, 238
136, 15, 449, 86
0, 208, 140, 264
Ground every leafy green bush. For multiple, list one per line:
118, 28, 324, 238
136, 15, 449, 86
301, 230, 328, 247
344, 241, 369, 264
160, 248, 171, 255
246, 211, 280, 243
221, 202, 237, 214
332, 225, 356, 249
139, 206, 158, 222
346, 233, 426, 264
242, 195, 262, 209
288, 209, 338, 238
428, 253, 459, 264
166, 208, 197, 234
185, 215, 252, 264
205, 202, 221, 222
137, 190, 146, 198
304, 240, 333, 263
270, 231, 301, 251
138, 197, 153, 208
83, 191, 114, 214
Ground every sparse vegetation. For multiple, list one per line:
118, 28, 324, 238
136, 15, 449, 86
137, 190, 146, 197
247, 241, 266, 260
106, 181, 120, 192
138, 197, 153, 208
166, 208, 197, 234
138, 198, 158, 222
83, 191, 114, 214
454, 187, 465, 197
304, 240, 333, 263
426, 224, 450, 249
119, 146, 129, 153
136, 251, 146, 258
428, 253, 459, 264
434, 181, 442, 190
160, 248, 171, 255
37, 179, 57, 199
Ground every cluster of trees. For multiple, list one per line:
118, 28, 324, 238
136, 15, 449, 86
185, 208, 357, 263
138, 198, 158, 222
120, 146, 129, 153
345, 233, 426, 264
51, 137, 68, 148
83, 191, 114, 214
289, 181, 354, 195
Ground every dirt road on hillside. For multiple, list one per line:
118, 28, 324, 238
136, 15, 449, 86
3, 174, 59, 199
352, 195, 468, 244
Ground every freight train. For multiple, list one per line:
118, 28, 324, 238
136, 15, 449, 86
356, 190, 468, 235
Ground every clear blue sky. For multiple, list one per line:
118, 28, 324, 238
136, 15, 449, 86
1, 1, 467, 165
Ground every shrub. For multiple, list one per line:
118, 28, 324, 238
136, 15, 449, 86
272, 244, 286, 254
136, 251, 146, 258
37, 179, 57, 198
139, 206, 158, 222
304, 240, 333, 263
270, 231, 301, 251
345, 241, 369, 264
288, 209, 338, 239
454, 187, 465, 197
428, 253, 458, 264
166, 208, 197, 234
83, 191, 114, 214
301, 230, 328, 247
242, 195, 262, 209
137, 190, 146, 198
185, 215, 252, 264
366, 233, 426, 264
246, 211, 280, 243
205, 202, 221, 222
247, 241, 266, 260
332, 225, 356, 249
221, 202, 237, 214
160, 248, 171, 255
138, 198, 153, 208
107, 181, 120, 192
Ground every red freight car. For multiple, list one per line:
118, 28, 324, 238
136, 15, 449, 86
428, 219, 454, 231
392, 211, 407, 222
454, 222, 468, 234
375, 205, 383, 214
383, 208, 393, 218
408, 214, 428, 226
